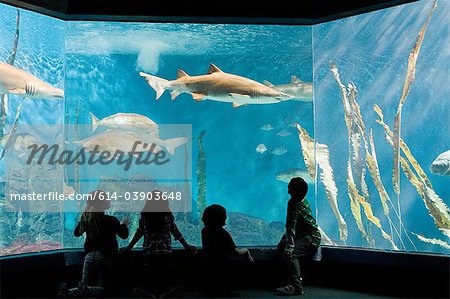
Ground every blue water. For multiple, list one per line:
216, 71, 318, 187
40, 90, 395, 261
0, 0, 448, 255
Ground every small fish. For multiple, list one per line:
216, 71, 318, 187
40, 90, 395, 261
430, 150, 450, 176
276, 169, 314, 184
256, 144, 267, 154
260, 124, 274, 131
271, 147, 287, 156
277, 129, 292, 137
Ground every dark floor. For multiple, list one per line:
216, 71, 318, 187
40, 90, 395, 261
182, 287, 394, 298
2, 248, 448, 298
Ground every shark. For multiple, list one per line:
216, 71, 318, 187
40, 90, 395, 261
0, 61, 64, 101
263, 75, 313, 102
139, 64, 293, 108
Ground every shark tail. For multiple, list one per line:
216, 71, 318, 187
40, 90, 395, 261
164, 137, 189, 155
139, 72, 170, 100
89, 112, 99, 132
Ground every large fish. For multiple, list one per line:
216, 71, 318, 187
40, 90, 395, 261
263, 75, 313, 102
140, 64, 292, 108
0, 61, 64, 100
89, 112, 159, 134
430, 150, 450, 176
74, 130, 188, 156
73, 131, 158, 157
276, 168, 314, 184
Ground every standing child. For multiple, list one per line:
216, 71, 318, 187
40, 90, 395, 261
276, 177, 321, 296
201, 204, 253, 297
123, 190, 197, 298
58, 190, 129, 298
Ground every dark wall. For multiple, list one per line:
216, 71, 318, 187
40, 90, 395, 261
0, 0, 418, 24
1, 247, 449, 298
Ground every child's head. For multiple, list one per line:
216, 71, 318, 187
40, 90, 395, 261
142, 190, 170, 214
85, 189, 110, 212
202, 204, 227, 228
82, 190, 109, 237
288, 177, 308, 199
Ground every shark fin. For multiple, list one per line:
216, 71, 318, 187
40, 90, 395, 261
89, 112, 99, 132
171, 90, 182, 100
191, 93, 206, 102
207, 64, 223, 74
139, 72, 170, 100
290, 75, 302, 83
232, 103, 247, 108
230, 93, 251, 99
8, 88, 26, 95
177, 69, 189, 78
263, 80, 274, 87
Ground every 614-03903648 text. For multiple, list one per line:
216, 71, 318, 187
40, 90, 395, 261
9, 191, 184, 201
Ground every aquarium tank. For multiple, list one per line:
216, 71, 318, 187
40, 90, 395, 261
0, 0, 448, 256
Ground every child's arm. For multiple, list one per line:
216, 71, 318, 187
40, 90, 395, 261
123, 216, 144, 251
169, 214, 197, 254
234, 248, 254, 262
126, 229, 144, 250
285, 205, 299, 257
116, 217, 129, 240
73, 220, 85, 237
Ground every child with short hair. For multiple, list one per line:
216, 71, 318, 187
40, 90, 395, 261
201, 204, 253, 297
276, 177, 321, 296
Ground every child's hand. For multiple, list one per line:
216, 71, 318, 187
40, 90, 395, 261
186, 245, 197, 255
284, 250, 293, 259
121, 217, 130, 226
247, 252, 254, 263
119, 246, 131, 255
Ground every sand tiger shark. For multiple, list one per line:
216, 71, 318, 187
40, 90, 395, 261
140, 64, 293, 108
0, 61, 64, 101
263, 75, 313, 102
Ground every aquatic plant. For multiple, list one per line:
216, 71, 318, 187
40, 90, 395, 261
375, 105, 450, 239
330, 63, 397, 249
295, 123, 347, 242
196, 130, 207, 221
392, 0, 438, 195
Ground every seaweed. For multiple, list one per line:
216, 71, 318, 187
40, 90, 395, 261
375, 105, 450, 239
392, 0, 438, 195
295, 123, 348, 242
196, 130, 207, 221
330, 63, 397, 249
410, 232, 450, 250
348, 162, 398, 249
318, 226, 337, 246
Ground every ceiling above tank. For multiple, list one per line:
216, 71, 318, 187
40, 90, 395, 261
0, 0, 418, 24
